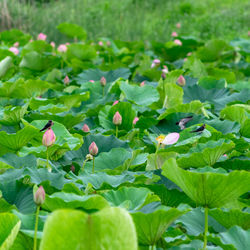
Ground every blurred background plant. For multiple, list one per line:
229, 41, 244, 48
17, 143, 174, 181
0, 0, 249, 43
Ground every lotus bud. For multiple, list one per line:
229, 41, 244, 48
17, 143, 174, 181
100, 76, 106, 86
82, 124, 90, 132
248, 31, 250, 37
187, 52, 192, 56
140, 81, 145, 87
14, 42, 19, 47
162, 65, 168, 74
50, 42, 55, 48
133, 117, 139, 125
89, 80, 95, 83
57, 44, 67, 52
98, 41, 103, 46
183, 58, 187, 62
176, 22, 181, 28
37, 33, 47, 41
64, 75, 70, 85
9, 47, 19, 55
171, 31, 178, 37
89, 142, 98, 156
174, 39, 182, 46
42, 128, 56, 147
113, 111, 122, 125
34, 186, 45, 206
107, 41, 111, 46
151, 59, 160, 68
70, 165, 75, 172
162, 132, 180, 145
177, 75, 186, 86
86, 154, 93, 161
161, 73, 166, 79
112, 100, 119, 106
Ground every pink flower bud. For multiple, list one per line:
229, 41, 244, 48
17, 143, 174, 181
57, 44, 67, 52
187, 52, 192, 56
89, 80, 95, 83
14, 42, 19, 47
65, 42, 70, 45
151, 59, 160, 68
82, 124, 90, 132
140, 81, 145, 87
42, 128, 56, 147
107, 41, 111, 46
98, 41, 103, 46
37, 33, 47, 41
112, 100, 119, 106
174, 39, 182, 46
29, 39, 33, 43
161, 73, 166, 79
133, 117, 139, 125
34, 186, 45, 206
162, 65, 168, 74
177, 75, 186, 86
89, 142, 98, 156
113, 111, 122, 125
100, 76, 106, 86
183, 58, 187, 62
248, 31, 250, 37
50, 42, 55, 48
162, 132, 180, 145
171, 31, 178, 37
70, 165, 75, 172
9, 47, 19, 55
176, 23, 181, 29
64, 75, 70, 85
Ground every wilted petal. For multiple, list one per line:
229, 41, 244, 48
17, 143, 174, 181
162, 133, 180, 145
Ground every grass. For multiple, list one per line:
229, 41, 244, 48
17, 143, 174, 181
1, 0, 249, 43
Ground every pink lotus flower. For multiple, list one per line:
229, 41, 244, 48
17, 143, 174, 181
34, 186, 45, 206
187, 52, 192, 56
98, 41, 103, 46
113, 111, 122, 125
13, 42, 19, 47
162, 65, 168, 74
89, 80, 95, 83
37, 33, 47, 41
89, 142, 98, 156
64, 75, 70, 85
133, 117, 139, 125
9, 47, 19, 55
107, 41, 111, 46
151, 59, 160, 68
57, 44, 67, 52
140, 81, 145, 87
177, 75, 186, 86
183, 58, 187, 62
42, 128, 56, 147
162, 133, 180, 145
50, 42, 55, 48
113, 100, 119, 106
176, 23, 181, 29
65, 42, 70, 45
82, 124, 90, 132
171, 31, 178, 37
70, 165, 75, 172
100, 76, 106, 86
29, 39, 33, 43
174, 39, 182, 46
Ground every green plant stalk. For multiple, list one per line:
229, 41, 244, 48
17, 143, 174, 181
154, 143, 160, 170
46, 146, 49, 169
33, 205, 40, 250
116, 125, 118, 138
102, 86, 105, 97
203, 206, 208, 250
92, 157, 95, 173
82, 159, 87, 171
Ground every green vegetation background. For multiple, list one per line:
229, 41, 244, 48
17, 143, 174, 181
1, 0, 249, 43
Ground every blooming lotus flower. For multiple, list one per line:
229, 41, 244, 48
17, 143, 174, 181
42, 128, 56, 147
57, 44, 67, 52
64, 75, 70, 85
14, 42, 19, 47
9, 47, 19, 55
50, 42, 55, 48
162, 133, 180, 145
37, 33, 47, 41
89, 80, 95, 83
133, 117, 139, 125
98, 41, 103, 46
100, 76, 106, 86
171, 31, 178, 37
82, 124, 90, 132
34, 186, 45, 206
113, 100, 119, 106
156, 135, 165, 144
177, 75, 186, 86
89, 142, 98, 156
162, 65, 168, 74
174, 39, 182, 46
176, 22, 181, 28
140, 81, 145, 87
113, 111, 122, 125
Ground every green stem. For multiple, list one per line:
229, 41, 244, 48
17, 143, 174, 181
92, 157, 95, 174
116, 125, 118, 138
203, 206, 208, 250
33, 206, 40, 250
102, 86, 104, 97
154, 143, 160, 170
82, 159, 87, 171
46, 147, 49, 169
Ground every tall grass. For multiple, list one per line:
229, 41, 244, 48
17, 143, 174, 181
1, 0, 249, 43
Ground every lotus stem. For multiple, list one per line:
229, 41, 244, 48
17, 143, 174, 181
82, 159, 87, 171
116, 125, 118, 138
33, 206, 40, 250
154, 143, 160, 170
46, 147, 49, 169
92, 157, 95, 173
203, 206, 208, 250
102, 86, 104, 97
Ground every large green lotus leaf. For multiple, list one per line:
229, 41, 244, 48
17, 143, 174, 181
19, 51, 44, 71
99, 102, 136, 131
120, 81, 159, 106
220, 105, 250, 138
214, 157, 250, 171
162, 158, 250, 208
206, 119, 241, 135
183, 57, 207, 78
39, 208, 137, 250
177, 139, 235, 168
22, 40, 52, 55
158, 101, 204, 120
10, 232, 33, 250
42, 192, 109, 212
0, 29, 31, 45
0, 104, 28, 126
207, 68, 236, 83
83, 148, 131, 173
0, 56, 13, 78
219, 226, 250, 250
228, 81, 250, 92
0, 213, 21, 250
76, 68, 130, 83
198, 77, 227, 89
132, 204, 189, 246
0, 79, 52, 98
101, 186, 153, 211
209, 209, 250, 230
57, 23, 87, 40
67, 44, 96, 61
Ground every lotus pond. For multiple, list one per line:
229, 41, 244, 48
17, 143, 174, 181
0, 24, 249, 250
